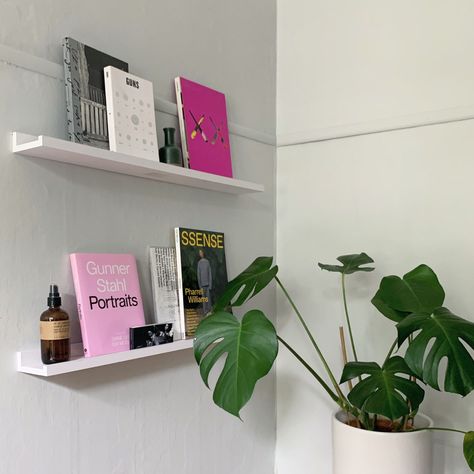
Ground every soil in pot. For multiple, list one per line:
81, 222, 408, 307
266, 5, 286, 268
346, 416, 415, 432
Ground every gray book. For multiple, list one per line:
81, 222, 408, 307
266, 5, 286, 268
62, 37, 128, 149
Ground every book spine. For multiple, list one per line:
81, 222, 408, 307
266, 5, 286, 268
62, 37, 83, 144
174, 77, 190, 168
174, 229, 187, 340
149, 247, 160, 324
69, 254, 91, 357
103, 67, 117, 152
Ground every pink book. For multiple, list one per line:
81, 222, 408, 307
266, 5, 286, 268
175, 77, 233, 177
70, 253, 145, 357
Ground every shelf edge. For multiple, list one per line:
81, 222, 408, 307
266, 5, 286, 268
17, 339, 195, 377
12, 132, 265, 194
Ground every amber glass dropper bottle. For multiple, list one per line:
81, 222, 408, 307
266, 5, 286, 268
40, 284, 70, 364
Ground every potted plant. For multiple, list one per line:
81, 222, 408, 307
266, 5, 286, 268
193, 254, 474, 473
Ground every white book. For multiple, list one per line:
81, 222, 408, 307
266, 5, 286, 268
174, 77, 190, 168
104, 66, 159, 160
148, 247, 182, 339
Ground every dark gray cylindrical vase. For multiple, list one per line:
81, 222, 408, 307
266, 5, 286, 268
159, 127, 183, 166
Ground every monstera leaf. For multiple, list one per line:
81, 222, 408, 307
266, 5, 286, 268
372, 264, 445, 322
371, 292, 412, 323
194, 310, 278, 417
397, 307, 474, 396
318, 253, 375, 274
340, 357, 425, 420
214, 256, 278, 311
464, 432, 474, 471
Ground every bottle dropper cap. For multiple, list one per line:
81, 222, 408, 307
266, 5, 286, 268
47, 284, 62, 307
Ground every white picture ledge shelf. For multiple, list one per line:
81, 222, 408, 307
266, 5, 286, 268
17, 339, 194, 376
11, 132, 264, 194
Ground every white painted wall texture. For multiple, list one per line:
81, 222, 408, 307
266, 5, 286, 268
277, 0, 474, 142
276, 1, 474, 473
0, 1, 276, 473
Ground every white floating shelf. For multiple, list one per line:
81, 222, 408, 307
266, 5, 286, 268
17, 339, 194, 377
11, 132, 264, 194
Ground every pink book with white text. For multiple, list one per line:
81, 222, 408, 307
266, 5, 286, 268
175, 77, 233, 177
70, 253, 145, 357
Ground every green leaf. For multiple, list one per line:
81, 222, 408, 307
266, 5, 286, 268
194, 310, 278, 418
371, 289, 411, 322
372, 265, 445, 320
397, 307, 474, 396
464, 431, 474, 471
340, 356, 425, 420
318, 253, 375, 275
214, 256, 278, 311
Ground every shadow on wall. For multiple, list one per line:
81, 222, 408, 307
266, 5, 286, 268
45, 348, 196, 392
277, 371, 334, 425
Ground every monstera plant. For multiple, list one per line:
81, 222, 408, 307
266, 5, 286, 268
193, 254, 474, 471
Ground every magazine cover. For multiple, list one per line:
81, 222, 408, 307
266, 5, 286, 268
63, 37, 128, 149
104, 66, 159, 160
175, 77, 233, 177
175, 228, 229, 338
70, 253, 145, 357
148, 247, 181, 336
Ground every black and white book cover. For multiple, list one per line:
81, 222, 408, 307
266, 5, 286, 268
129, 323, 173, 349
148, 246, 181, 337
62, 37, 128, 149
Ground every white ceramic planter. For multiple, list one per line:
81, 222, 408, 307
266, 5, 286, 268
332, 411, 433, 474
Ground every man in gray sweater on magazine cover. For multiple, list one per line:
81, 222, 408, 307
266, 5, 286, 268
197, 249, 213, 315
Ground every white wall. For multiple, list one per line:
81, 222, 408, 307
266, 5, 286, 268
276, 123, 474, 474
0, 1, 276, 473
277, 0, 474, 143
276, 1, 474, 473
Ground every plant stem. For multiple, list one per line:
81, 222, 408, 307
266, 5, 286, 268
276, 276, 345, 401
400, 415, 409, 431
414, 427, 466, 435
338, 326, 353, 392
360, 411, 371, 430
341, 274, 358, 362
277, 336, 340, 404
277, 336, 362, 422
383, 338, 398, 365
406, 335, 416, 428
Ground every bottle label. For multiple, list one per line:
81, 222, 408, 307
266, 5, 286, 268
40, 321, 70, 340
